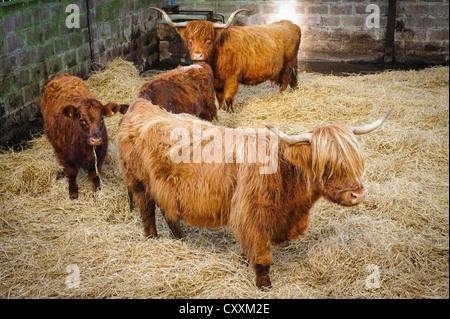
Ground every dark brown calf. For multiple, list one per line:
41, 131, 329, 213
41, 73, 126, 199
138, 62, 217, 121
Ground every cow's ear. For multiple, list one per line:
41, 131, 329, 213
103, 102, 121, 117
119, 104, 129, 114
214, 29, 225, 42
177, 28, 187, 41
62, 105, 77, 119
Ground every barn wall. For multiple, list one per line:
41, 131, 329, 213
395, 0, 449, 63
0, 0, 165, 149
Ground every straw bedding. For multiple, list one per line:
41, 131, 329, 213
0, 59, 448, 298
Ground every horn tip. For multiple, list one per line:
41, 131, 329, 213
384, 108, 393, 119
237, 9, 250, 14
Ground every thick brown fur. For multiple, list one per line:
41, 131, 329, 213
138, 62, 217, 121
177, 20, 301, 111
117, 98, 367, 289
41, 73, 126, 199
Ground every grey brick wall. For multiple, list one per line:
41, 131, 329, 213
395, 0, 449, 63
0, 0, 165, 148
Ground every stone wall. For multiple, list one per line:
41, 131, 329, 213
0, 0, 164, 148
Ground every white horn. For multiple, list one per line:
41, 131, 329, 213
212, 9, 249, 29
264, 123, 311, 145
149, 7, 188, 28
350, 108, 393, 135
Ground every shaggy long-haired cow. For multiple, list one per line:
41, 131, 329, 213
117, 98, 391, 289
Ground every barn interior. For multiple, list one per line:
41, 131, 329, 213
0, 0, 448, 299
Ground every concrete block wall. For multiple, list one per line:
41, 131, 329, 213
0, 0, 165, 148
395, 0, 449, 63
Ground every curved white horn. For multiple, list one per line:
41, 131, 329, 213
350, 108, 393, 135
149, 7, 188, 28
212, 9, 249, 29
264, 123, 312, 145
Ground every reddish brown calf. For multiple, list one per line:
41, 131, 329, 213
41, 73, 126, 199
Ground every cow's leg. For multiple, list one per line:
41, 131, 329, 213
140, 198, 158, 238
130, 179, 158, 238
288, 55, 298, 89
254, 264, 272, 289
239, 230, 272, 289
215, 90, 225, 110
279, 57, 298, 92
128, 188, 135, 212
289, 65, 298, 89
64, 165, 79, 200
58, 157, 79, 199
278, 65, 292, 93
88, 167, 101, 193
160, 209, 185, 239
223, 76, 239, 112
214, 78, 225, 110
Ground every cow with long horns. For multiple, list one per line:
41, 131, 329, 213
151, 7, 301, 112
117, 97, 391, 289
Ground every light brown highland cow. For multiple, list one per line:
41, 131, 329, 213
117, 97, 391, 289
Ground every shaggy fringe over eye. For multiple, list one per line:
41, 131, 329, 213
310, 123, 364, 186
186, 21, 215, 40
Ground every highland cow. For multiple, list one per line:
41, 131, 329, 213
117, 97, 391, 289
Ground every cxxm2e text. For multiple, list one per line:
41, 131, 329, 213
179, 302, 270, 316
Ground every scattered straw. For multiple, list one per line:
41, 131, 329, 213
86, 58, 147, 105
0, 59, 448, 298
